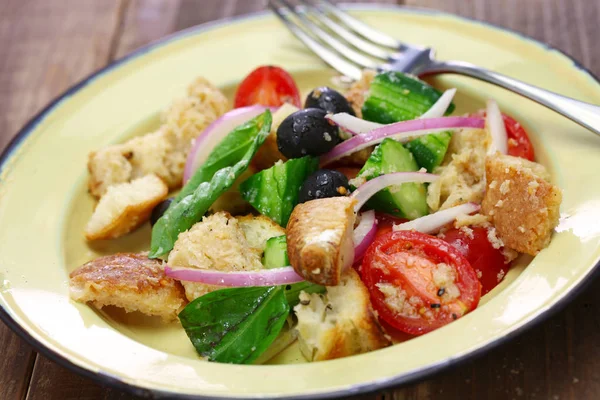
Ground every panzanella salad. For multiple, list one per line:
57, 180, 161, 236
70, 65, 562, 364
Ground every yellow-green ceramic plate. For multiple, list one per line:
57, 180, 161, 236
1, 4, 600, 399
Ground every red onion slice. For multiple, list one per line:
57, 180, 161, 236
353, 210, 377, 261
486, 99, 508, 155
419, 88, 457, 119
321, 117, 485, 166
351, 172, 439, 213
326, 113, 382, 135
183, 105, 275, 182
164, 265, 304, 287
393, 202, 480, 234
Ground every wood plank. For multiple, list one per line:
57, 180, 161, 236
0, 0, 124, 397
26, 356, 131, 400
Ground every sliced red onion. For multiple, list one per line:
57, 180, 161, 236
486, 99, 508, 155
351, 172, 439, 213
419, 88, 457, 119
183, 105, 275, 182
164, 265, 303, 287
393, 203, 480, 234
353, 210, 377, 261
321, 117, 485, 166
326, 113, 382, 135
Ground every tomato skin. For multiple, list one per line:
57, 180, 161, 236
473, 111, 535, 161
234, 66, 301, 108
442, 227, 509, 295
374, 213, 408, 237
502, 114, 535, 161
361, 231, 481, 335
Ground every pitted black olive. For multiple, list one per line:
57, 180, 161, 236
150, 198, 173, 226
298, 169, 350, 203
276, 108, 342, 158
305, 86, 355, 116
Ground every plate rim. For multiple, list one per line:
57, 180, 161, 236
1, 3, 599, 399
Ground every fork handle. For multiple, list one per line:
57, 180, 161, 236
422, 60, 600, 137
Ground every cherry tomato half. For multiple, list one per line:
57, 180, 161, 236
473, 111, 535, 161
442, 227, 510, 295
374, 212, 408, 237
361, 230, 481, 335
234, 66, 301, 108
502, 113, 535, 161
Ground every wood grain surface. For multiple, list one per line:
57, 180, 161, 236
0, 0, 598, 399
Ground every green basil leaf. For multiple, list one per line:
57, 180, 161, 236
179, 286, 289, 364
149, 110, 272, 258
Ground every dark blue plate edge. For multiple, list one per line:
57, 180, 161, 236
0, 4, 599, 400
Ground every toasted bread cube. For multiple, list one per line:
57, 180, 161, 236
167, 212, 272, 301
294, 268, 390, 361
344, 69, 376, 118
85, 174, 168, 241
482, 154, 562, 255
88, 77, 229, 197
69, 253, 187, 321
237, 214, 285, 254
286, 197, 356, 286
427, 128, 490, 211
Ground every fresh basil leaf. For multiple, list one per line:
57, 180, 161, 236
149, 110, 272, 258
179, 286, 289, 365
176, 117, 268, 202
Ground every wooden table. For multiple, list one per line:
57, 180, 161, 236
1, 0, 599, 398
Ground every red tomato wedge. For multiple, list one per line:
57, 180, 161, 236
442, 227, 510, 295
234, 66, 301, 108
374, 212, 408, 237
473, 111, 535, 161
361, 230, 481, 335
502, 113, 535, 161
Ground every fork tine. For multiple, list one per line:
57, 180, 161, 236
297, 0, 392, 60
278, 0, 378, 70
316, 0, 404, 50
268, 0, 363, 80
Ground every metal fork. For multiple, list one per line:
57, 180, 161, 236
268, 0, 600, 137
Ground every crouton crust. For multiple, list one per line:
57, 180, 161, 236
344, 69, 376, 118
85, 174, 168, 241
482, 154, 562, 255
237, 214, 285, 254
88, 77, 229, 197
167, 212, 265, 301
286, 197, 356, 286
294, 269, 390, 361
69, 253, 187, 321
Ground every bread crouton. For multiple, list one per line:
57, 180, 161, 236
85, 174, 168, 240
252, 103, 299, 171
344, 69, 376, 118
88, 77, 229, 197
481, 153, 562, 255
286, 197, 356, 286
237, 214, 285, 254
294, 268, 390, 361
427, 128, 491, 211
69, 253, 186, 322
167, 212, 269, 301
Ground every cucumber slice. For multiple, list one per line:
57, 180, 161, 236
362, 71, 455, 171
355, 138, 428, 220
404, 131, 452, 172
240, 156, 319, 226
262, 235, 289, 269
